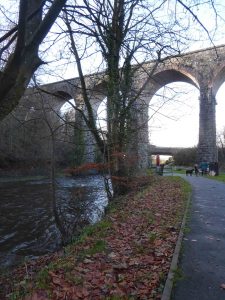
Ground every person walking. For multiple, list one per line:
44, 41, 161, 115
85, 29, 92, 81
194, 164, 199, 176
199, 161, 208, 176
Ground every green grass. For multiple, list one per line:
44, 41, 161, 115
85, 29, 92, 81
65, 219, 112, 248
208, 173, 225, 183
76, 219, 112, 242
83, 239, 107, 256
172, 169, 186, 174
64, 219, 112, 256
172, 168, 225, 182
167, 176, 192, 195
147, 232, 158, 243
7, 277, 30, 300
172, 267, 184, 284
36, 267, 51, 290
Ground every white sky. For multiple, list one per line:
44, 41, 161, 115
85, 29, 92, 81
149, 82, 225, 147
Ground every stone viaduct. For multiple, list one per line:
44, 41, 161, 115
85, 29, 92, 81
2, 44, 225, 169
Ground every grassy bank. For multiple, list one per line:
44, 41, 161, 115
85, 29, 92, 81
0, 176, 191, 300
174, 169, 225, 183
208, 173, 225, 183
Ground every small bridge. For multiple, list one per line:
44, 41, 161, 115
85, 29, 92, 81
149, 146, 184, 155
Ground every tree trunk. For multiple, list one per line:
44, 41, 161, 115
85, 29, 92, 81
0, 0, 67, 121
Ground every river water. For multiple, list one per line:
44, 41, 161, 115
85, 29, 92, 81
0, 175, 108, 269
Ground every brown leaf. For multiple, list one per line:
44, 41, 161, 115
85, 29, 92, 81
24, 290, 48, 300
82, 288, 90, 297
154, 239, 163, 246
113, 263, 128, 270
83, 258, 93, 264
1, 178, 188, 300
50, 274, 66, 287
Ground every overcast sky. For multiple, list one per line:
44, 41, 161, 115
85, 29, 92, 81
149, 81, 225, 148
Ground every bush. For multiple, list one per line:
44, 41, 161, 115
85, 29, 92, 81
173, 147, 197, 166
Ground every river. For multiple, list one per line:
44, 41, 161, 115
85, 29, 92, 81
0, 175, 108, 269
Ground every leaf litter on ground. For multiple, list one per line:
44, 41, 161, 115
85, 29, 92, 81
0, 176, 190, 300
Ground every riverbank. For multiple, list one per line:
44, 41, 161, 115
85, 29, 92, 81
0, 176, 190, 300
0, 175, 108, 269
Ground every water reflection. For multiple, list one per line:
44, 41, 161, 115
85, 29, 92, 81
0, 175, 108, 269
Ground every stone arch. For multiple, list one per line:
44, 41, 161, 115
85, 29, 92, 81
153, 68, 199, 87
55, 90, 74, 102
96, 97, 107, 140
53, 90, 77, 122
142, 68, 199, 105
88, 81, 107, 114
132, 68, 200, 169
212, 64, 225, 153
149, 81, 200, 147
48, 90, 76, 114
212, 63, 225, 96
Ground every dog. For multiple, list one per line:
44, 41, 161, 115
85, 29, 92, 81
186, 169, 194, 176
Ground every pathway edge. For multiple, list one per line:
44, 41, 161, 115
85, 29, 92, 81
161, 192, 191, 300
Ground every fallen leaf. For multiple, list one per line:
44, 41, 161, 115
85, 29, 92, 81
108, 252, 117, 259
113, 263, 128, 270
1, 178, 188, 300
24, 290, 48, 300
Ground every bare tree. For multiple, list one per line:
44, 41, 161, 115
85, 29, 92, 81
0, 0, 67, 121
62, 0, 202, 196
